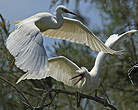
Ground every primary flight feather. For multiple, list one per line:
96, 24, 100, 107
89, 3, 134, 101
46, 30, 137, 93
16, 30, 137, 86
7, 5, 122, 83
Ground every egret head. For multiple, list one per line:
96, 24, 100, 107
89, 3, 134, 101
70, 67, 89, 85
56, 5, 77, 16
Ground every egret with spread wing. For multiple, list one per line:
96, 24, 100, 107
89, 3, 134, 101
6, 5, 120, 82
46, 30, 137, 92
16, 30, 137, 90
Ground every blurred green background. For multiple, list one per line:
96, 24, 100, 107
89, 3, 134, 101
0, 0, 138, 110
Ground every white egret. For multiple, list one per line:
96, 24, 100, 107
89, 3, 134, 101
6, 5, 121, 82
17, 29, 137, 90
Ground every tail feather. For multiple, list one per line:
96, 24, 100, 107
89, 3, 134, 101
16, 69, 49, 84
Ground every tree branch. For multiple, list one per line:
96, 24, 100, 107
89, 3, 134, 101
0, 14, 9, 36
0, 75, 117, 110
34, 88, 118, 110
0, 76, 33, 109
128, 63, 138, 86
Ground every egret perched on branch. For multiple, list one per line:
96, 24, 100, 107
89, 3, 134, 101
16, 30, 137, 87
7, 5, 121, 82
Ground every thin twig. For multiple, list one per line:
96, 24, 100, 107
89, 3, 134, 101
61, 84, 75, 110
40, 89, 51, 107
128, 63, 138, 86
16, 97, 31, 107
100, 83, 111, 104
0, 76, 118, 110
43, 93, 56, 108
130, 37, 137, 61
35, 93, 57, 110
0, 76, 33, 109
34, 88, 118, 110
128, 67, 135, 85
0, 14, 9, 36
80, 93, 117, 110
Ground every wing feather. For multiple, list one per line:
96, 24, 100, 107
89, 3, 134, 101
47, 56, 85, 88
105, 29, 138, 48
42, 17, 117, 54
6, 22, 49, 83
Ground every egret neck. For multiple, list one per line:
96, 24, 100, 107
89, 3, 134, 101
53, 11, 64, 29
90, 52, 107, 80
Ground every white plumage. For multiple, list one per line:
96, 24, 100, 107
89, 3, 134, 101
6, 5, 130, 83
48, 30, 137, 92
16, 30, 137, 92
46, 30, 137, 93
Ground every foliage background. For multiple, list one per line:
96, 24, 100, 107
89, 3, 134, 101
0, 0, 138, 110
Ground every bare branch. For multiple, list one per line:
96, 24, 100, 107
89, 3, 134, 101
0, 76, 33, 109
130, 37, 137, 61
0, 14, 9, 36
34, 88, 118, 110
40, 89, 51, 107
0, 76, 118, 110
128, 63, 138, 86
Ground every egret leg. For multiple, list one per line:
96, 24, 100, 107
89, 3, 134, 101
100, 83, 111, 104
94, 89, 98, 97
83, 92, 92, 110
76, 91, 81, 107
83, 99, 89, 110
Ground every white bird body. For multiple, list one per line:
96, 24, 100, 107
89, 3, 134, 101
6, 5, 134, 84
15, 13, 57, 29
46, 30, 137, 94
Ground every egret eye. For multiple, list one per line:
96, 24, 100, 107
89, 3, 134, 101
61, 8, 65, 12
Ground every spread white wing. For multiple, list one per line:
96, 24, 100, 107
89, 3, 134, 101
42, 30, 137, 88
41, 17, 118, 54
47, 56, 85, 88
105, 29, 138, 47
93, 29, 138, 70
6, 22, 49, 83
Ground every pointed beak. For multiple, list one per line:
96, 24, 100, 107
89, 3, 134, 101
70, 73, 84, 85
70, 73, 84, 80
64, 9, 85, 21
73, 76, 83, 86
64, 9, 78, 16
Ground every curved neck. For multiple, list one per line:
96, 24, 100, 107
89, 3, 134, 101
53, 12, 64, 29
90, 52, 107, 78
94, 52, 107, 72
